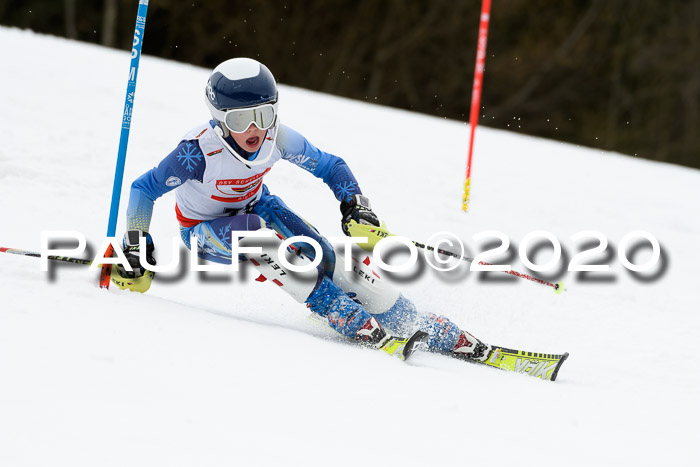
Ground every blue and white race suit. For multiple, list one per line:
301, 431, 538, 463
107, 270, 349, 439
125, 121, 462, 351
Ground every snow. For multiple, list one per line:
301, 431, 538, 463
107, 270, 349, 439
1, 27, 700, 466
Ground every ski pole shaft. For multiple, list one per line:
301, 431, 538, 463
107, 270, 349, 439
355, 224, 564, 293
412, 241, 564, 293
0, 247, 93, 265
105, 0, 149, 239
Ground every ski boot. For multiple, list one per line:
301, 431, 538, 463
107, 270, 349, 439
450, 330, 492, 362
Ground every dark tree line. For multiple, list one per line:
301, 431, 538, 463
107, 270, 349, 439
2, 0, 699, 169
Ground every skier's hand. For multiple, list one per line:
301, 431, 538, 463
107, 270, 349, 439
111, 230, 156, 293
340, 194, 380, 236
116, 229, 156, 279
343, 220, 393, 252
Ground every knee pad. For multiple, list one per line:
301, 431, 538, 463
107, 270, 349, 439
241, 229, 324, 303
331, 250, 400, 315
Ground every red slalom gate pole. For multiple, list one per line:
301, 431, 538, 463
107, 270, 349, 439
462, 0, 491, 212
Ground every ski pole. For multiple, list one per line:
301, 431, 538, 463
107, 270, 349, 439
349, 223, 565, 293
411, 240, 564, 293
100, 0, 150, 289
0, 247, 93, 266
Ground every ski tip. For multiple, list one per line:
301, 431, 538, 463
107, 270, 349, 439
550, 352, 569, 381
401, 331, 429, 361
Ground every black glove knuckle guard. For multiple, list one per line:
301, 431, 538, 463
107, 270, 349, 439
118, 229, 156, 278
340, 194, 380, 235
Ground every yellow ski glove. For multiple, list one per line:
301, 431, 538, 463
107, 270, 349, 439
111, 266, 155, 293
344, 220, 394, 252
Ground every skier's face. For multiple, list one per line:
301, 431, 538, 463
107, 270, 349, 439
230, 123, 267, 152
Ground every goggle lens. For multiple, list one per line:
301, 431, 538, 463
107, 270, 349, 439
224, 104, 277, 133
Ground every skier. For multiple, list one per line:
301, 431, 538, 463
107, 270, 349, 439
113, 57, 489, 362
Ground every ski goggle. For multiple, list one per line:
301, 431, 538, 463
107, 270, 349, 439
215, 103, 278, 133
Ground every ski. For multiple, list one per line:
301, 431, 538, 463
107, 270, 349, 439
456, 346, 569, 381
308, 313, 428, 361
380, 331, 429, 361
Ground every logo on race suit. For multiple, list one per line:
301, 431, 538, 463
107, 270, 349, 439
515, 358, 557, 380
176, 142, 203, 172
214, 168, 271, 195
166, 176, 182, 187
228, 179, 262, 194
286, 153, 318, 171
211, 167, 271, 203
287, 154, 310, 165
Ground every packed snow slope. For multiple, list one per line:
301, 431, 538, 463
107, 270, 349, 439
1, 27, 699, 467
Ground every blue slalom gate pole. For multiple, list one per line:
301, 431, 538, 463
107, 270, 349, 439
100, 0, 150, 288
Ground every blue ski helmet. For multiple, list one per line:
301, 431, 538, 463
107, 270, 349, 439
205, 58, 278, 134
